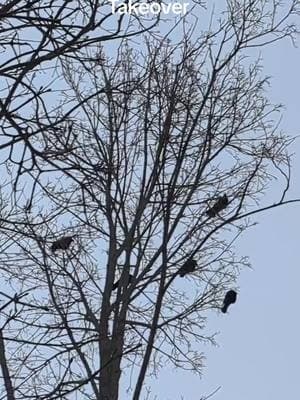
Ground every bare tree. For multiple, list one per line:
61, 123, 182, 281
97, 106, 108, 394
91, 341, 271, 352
0, 0, 300, 399
0, 0, 160, 165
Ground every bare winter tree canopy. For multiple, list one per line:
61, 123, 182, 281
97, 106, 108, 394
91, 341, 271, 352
0, 0, 300, 399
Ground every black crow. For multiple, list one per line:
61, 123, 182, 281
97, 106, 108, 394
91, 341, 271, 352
221, 289, 237, 313
179, 258, 197, 277
206, 194, 229, 218
51, 236, 74, 253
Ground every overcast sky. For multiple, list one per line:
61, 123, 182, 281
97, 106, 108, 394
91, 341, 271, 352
4, 4, 297, 399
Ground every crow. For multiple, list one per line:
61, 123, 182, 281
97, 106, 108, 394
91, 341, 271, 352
206, 194, 229, 218
221, 289, 237, 313
51, 236, 74, 253
112, 274, 133, 291
179, 258, 197, 277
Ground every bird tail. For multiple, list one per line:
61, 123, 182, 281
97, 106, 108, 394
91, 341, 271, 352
221, 305, 228, 313
206, 209, 216, 218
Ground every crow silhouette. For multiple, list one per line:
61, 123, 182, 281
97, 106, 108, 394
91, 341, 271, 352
206, 194, 229, 218
51, 236, 74, 253
179, 258, 197, 277
112, 274, 133, 291
221, 290, 237, 313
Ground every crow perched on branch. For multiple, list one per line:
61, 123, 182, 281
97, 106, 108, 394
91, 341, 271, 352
51, 236, 74, 253
112, 274, 133, 291
206, 194, 229, 218
221, 290, 237, 313
179, 258, 197, 277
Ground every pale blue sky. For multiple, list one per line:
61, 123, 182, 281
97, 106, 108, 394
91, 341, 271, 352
146, 34, 300, 400
3, 5, 297, 399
